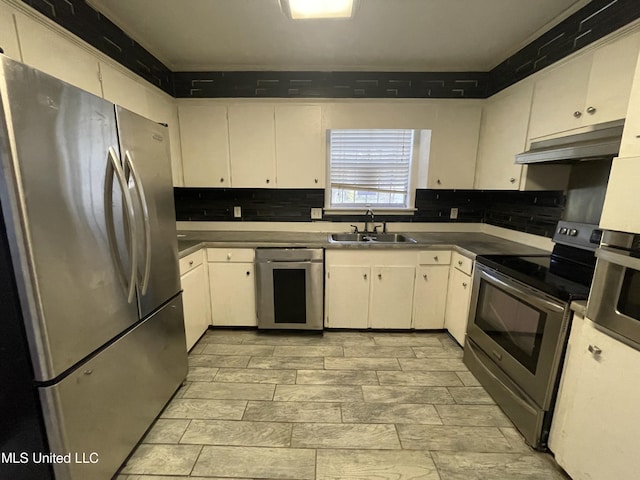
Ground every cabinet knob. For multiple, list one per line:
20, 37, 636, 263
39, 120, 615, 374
586, 106, 596, 115
588, 344, 602, 355
434, 256, 439, 261
510, 177, 516, 183
266, 179, 270, 184
227, 253, 232, 260
314, 178, 318, 184
220, 177, 224, 183
363, 273, 368, 280
378, 273, 382, 279
437, 179, 442, 185
573, 111, 582, 118
246, 271, 250, 276
189, 260, 194, 266
423, 274, 428, 279
636, 134, 640, 138
458, 260, 463, 266
84, 369, 93, 375
462, 282, 468, 288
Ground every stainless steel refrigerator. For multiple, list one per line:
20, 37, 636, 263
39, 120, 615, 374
0, 56, 187, 479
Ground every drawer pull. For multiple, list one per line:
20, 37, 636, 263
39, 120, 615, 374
434, 256, 439, 261
458, 260, 463, 266
588, 344, 602, 355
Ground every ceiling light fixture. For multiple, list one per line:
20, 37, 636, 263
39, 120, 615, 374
280, 0, 357, 19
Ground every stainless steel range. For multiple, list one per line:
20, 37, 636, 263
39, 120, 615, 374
464, 220, 601, 450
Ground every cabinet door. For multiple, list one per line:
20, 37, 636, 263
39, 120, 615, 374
528, 54, 592, 139
620, 45, 640, 158
147, 90, 183, 186
15, 12, 102, 96
275, 105, 324, 188
370, 266, 415, 329
475, 83, 532, 190
181, 264, 210, 350
413, 265, 450, 329
0, 2, 20, 61
228, 104, 276, 188
428, 104, 481, 189
585, 31, 640, 126
179, 104, 231, 187
444, 268, 472, 345
600, 156, 640, 234
326, 266, 370, 329
550, 319, 640, 480
209, 263, 257, 326
99, 61, 149, 118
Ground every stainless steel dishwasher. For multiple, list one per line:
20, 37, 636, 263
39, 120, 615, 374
255, 248, 324, 330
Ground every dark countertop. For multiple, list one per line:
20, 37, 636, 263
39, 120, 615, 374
177, 230, 549, 259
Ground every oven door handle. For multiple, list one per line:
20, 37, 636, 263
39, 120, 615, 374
479, 268, 565, 313
596, 247, 640, 271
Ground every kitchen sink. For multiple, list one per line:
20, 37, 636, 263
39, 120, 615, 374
328, 233, 417, 244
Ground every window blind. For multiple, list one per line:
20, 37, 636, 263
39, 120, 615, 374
329, 129, 414, 207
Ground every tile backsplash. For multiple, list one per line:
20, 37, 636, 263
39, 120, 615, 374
174, 188, 565, 238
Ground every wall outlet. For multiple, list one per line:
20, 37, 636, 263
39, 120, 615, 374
450, 207, 459, 220
311, 208, 323, 220
233, 206, 242, 218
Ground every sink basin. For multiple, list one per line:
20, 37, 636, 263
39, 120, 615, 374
328, 233, 417, 244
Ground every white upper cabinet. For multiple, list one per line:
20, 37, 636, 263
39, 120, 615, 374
529, 31, 640, 140
0, 2, 21, 61
178, 103, 231, 187
15, 12, 102, 97
619, 42, 640, 159
427, 104, 482, 189
275, 105, 324, 188
146, 89, 184, 187
228, 104, 277, 188
99, 61, 150, 118
475, 82, 533, 190
528, 54, 592, 140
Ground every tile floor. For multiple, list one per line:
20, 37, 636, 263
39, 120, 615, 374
116, 330, 569, 480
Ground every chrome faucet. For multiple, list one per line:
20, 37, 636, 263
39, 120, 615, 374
364, 208, 374, 233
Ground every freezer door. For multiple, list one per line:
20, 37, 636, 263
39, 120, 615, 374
39, 295, 187, 480
0, 57, 140, 381
115, 106, 180, 318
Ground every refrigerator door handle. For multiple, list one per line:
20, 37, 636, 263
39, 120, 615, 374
124, 150, 151, 295
106, 147, 138, 304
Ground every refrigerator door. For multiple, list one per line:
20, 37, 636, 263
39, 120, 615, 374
39, 294, 187, 480
115, 106, 180, 318
0, 56, 139, 382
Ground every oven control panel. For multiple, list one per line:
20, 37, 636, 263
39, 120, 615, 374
553, 221, 602, 251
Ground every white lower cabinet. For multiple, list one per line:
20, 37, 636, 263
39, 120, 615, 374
444, 252, 474, 345
179, 251, 210, 350
549, 316, 640, 480
370, 266, 416, 329
413, 251, 452, 329
208, 249, 257, 327
325, 265, 370, 329
325, 251, 416, 329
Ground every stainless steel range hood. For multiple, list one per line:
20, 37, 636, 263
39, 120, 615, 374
515, 120, 624, 164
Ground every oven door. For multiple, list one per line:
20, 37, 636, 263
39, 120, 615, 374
466, 263, 570, 409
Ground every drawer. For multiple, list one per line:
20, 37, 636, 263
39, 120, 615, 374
179, 249, 204, 275
451, 251, 473, 275
417, 250, 451, 265
207, 248, 255, 263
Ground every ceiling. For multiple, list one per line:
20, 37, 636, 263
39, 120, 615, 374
87, 0, 591, 72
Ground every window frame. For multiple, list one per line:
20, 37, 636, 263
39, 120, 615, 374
323, 128, 423, 214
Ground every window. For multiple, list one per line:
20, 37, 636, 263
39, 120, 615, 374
327, 129, 416, 210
